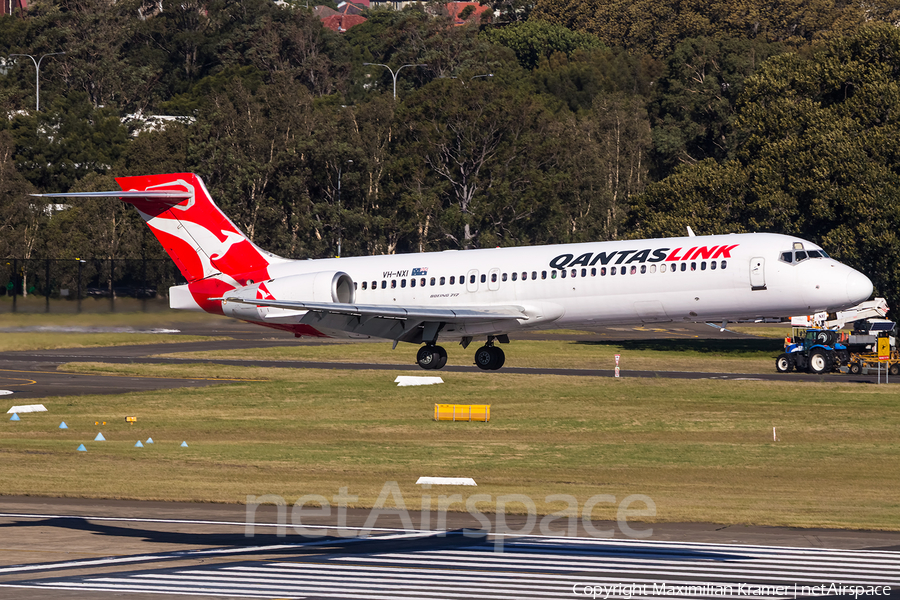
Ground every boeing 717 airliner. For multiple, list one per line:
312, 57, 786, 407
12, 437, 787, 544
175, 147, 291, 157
38, 173, 874, 371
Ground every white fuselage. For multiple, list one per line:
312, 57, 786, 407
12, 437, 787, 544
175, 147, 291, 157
197, 232, 873, 341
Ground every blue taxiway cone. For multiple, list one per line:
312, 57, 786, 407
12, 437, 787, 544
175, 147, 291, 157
135, 440, 144, 448
146, 437, 154, 444
9, 413, 19, 421
77, 444, 87, 452
59, 421, 68, 429
94, 432, 106, 441
180, 441, 188, 447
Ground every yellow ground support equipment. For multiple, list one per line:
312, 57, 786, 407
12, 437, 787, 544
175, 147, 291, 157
434, 404, 490, 422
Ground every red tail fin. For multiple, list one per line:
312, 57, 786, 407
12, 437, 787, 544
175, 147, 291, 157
116, 174, 280, 284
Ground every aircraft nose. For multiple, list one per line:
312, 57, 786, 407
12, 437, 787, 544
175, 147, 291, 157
846, 269, 874, 304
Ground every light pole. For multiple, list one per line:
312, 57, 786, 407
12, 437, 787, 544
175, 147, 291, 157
8, 52, 65, 111
336, 159, 353, 257
362, 63, 427, 100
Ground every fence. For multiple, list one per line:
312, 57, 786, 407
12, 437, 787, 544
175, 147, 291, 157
0, 258, 187, 313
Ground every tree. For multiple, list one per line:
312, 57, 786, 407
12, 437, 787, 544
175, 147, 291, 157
629, 24, 900, 307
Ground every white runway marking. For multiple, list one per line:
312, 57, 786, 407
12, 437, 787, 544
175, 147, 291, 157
1, 535, 897, 599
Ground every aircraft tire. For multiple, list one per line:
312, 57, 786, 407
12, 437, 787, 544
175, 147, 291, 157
775, 353, 793, 373
808, 349, 831, 374
490, 347, 505, 370
474, 346, 494, 370
417, 345, 440, 370
434, 346, 448, 370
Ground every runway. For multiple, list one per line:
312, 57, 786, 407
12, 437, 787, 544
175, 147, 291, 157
1, 497, 898, 600
0, 321, 891, 399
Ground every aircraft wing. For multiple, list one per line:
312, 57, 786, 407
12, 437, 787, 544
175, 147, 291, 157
221, 296, 543, 344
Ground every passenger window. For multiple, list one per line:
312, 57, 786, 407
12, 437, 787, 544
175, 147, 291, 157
362, 281, 367, 290
502, 273, 507, 282
481, 274, 486, 283
621, 267, 627, 275
354, 282, 358, 290
391, 280, 396, 289
541, 271, 547, 279
721, 260, 727, 269
711, 261, 716, 270
560, 270, 566, 278
521, 272, 527, 280
640, 265, 646, 274
421, 278, 426, 287
660, 264, 666, 273
571, 269, 577, 278
449, 276, 455, 285
372, 281, 377, 289
402, 279, 407, 288
440, 277, 445, 285
552, 271, 558, 279
511, 272, 517, 281
581, 268, 587, 277
410, 278, 416, 287
470, 275, 476, 284
611, 267, 617, 275
430, 277, 436, 286
491, 273, 497, 283
649, 265, 656, 273
691, 262, 696, 271
381, 281, 386, 289
701, 261, 707, 271
601, 267, 607, 276
630, 266, 636, 274
533, 271, 538, 280
681, 263, 687, 272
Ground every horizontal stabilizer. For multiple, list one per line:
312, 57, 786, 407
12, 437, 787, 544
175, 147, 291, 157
32, 191, 193, 203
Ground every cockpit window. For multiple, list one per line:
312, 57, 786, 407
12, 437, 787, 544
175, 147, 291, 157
781, 248, 828, 264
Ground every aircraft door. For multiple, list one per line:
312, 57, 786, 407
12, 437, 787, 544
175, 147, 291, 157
488, 268, 501, 291
750, 257, 766, 290
466, 269, 479, 293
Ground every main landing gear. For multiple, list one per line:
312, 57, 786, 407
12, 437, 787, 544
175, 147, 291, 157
416, 345, 447, 370
414, 336, 507, 371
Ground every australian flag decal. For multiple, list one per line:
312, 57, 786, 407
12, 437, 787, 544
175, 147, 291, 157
412, 267, 428, 276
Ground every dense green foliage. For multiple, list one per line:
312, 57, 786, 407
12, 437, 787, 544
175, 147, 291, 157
0, 0, 898, 305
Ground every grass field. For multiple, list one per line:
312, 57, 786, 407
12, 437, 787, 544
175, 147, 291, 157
1, 360, 897, 530
161, 337, 786, 373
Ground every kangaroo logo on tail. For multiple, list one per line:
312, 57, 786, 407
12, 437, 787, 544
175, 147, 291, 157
115, 174, 285, 285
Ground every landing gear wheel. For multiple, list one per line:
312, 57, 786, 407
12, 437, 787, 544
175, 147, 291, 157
775, 353, 794, 373
849, 361, 862, 375
474, 346, 495, 370
434, 346, 448, 370
474, 346, 505, 370
808, 348, 832, 374
417, 345, 440, 370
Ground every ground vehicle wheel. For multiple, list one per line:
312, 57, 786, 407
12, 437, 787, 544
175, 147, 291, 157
417, 345, 439, 370
808, 348, 831, 374
890, 363, 900, 376
848, 361, 862, 375
474, 346, 494, 370
775, 353, 794, 373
